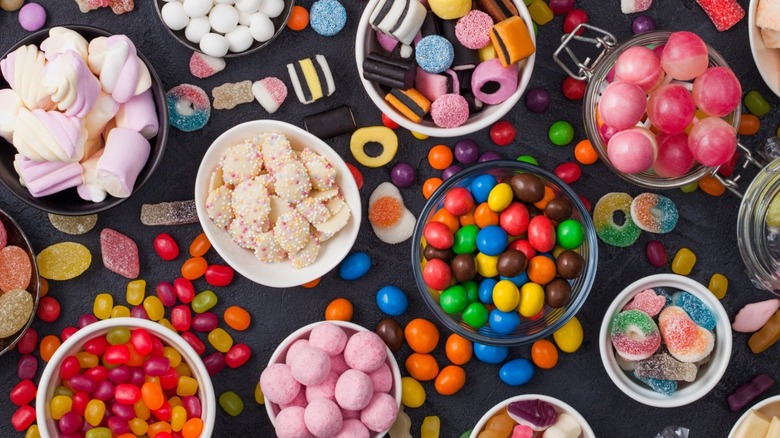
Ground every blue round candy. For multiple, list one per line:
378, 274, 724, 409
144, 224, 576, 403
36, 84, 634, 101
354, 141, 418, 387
499, 358, 535, 386
339, 252, 371, 280
476, 225, 508, 256
470, 174, 498, 204
415, 35, 455, 74
473, 342, 509, 364
376, 285, 408, 316
479, 278, 497, 304
489, 309, 521, 335
309, 0, 347, 37
500, 271, 529, 288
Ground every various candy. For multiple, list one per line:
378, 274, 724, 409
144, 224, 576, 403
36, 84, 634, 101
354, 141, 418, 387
287, 55, 335, 105
671, 247, 697, 275
635, 352, 698, 382
309, 0, 346, 36
748, 310, 780, 354
507, 399, 557, 430
630, 193, 679, 234
189, 52, 226, 79
140, 200, 199, 226
697, 0, 744, 32
0, 288, 33, 338
592, 193, 641, 247
37, 241, 92, 280
733, 299, 780, 333
212, 81, 254, 110
728, 373, 774, 412
166, 84, 211, 132
369, 183, 416, 244
610, 309, 661, 361
100, 228, 140, 279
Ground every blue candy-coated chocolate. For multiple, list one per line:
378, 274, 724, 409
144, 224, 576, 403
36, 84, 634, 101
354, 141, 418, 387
673, 291, 716, 330
469, 174, 499, 204
376, 285, 408, 316
489, 309, 521, 335
500, 271, 529, 288
499, 358, 535, 386
476, 225, 508, 256
473, 342, 509, 364
339, 251, 371, 280
479, 278, 497, 304
415, 35, 455, 74
309, 0, 347, 36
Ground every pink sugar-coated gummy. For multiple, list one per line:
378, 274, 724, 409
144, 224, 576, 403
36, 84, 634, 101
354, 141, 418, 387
261, 363, 302, 405
692, 66, 741, 117
309, 322, 348, 357
344, 331, 387, 373
688, 116, 737, 167
306, 371, 339, 403
598, 81, 647, 130
335, 370, 374, 411
331, 353, 350, 375
732, 299, 780, 333
660, 31, 709, 81
281, 387, 309, 410
0, 220, 6, 251
654, 132, 695, 177
614, 46, 664, 92
189, 52, 226, 79
697, 0, 745, 32
276, 406, 315, 438
286, 339, 310, 365
611, 328, 661, 361
305, 398, 344, 438
333, 419, 370, 438
341, 409, 361, 420
455, 10, 494, 50
658, 306, 714, 363
100, 228, 140, 279
607, 127, 657, 174
624, 289, 667, 317
360, 392, 398, 432
431, 94, 470, 129
647, 84, 696, 135
368, 363, 393, 394
291, 346, 332, 386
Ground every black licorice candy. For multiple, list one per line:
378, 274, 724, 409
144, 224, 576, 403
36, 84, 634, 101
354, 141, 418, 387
304, 106, 357, 139
362, 52, 416, 89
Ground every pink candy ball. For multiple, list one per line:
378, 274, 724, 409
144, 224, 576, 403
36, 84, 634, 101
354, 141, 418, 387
344, 331, 387, 373
309, 322, 348, 357
286, 339, 310, 365
275, 406, 314, 438
290, 346, 332, 386
281, 388, 309, 409
688, 117, 737, 166
368, 363, 393, 394
598, 81, 647, 130
360, 392, 399, 432
333, 419, 371, 438
653, 133, 696, 177
335, 369, 374, 411
330, 353, 350, 375
661, 31, 709, 81
614, 46, 664, 92
692, 67, 741, 117
18, 3, 46, 32
305, 398, 343, 438
260, 363, 302, 405
607, 127, 658, 174
647, 84, 695, 135
305, 371, 339, 403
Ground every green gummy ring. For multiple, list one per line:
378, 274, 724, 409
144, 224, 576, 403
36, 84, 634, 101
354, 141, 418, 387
610, 309, 658, 336
592, 192, 641, 247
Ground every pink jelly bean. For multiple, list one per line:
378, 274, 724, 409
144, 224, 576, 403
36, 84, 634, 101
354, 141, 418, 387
654, 133, 695, 177
191, 312, 219, 332
129, 368, 145, 387
93, 380, 115, 401
646, 240, 668, 267
130, 305, 150, 319
17, 354, 37, 380
156, 281, 177, 307
598, 80, 647, 130
661, 31, 709, 81
183, 395, 202, 419
60, 355, 81, 380
174, 278, 195, 303
107, 365, 131, 384
614, 46, 664, 92
78, 314, 98, 328
144, 356, 171, 376
16, 327, 37, 354
688, 117, 737, 166
68, 375, 97, 393
205, 265, 234, 287
647, 84, 696, 135
607, 127, 657, 174
108, 416, 131, 434
112, 401, 136, 420
58, 411, 83, 434
203, 352, 226, 375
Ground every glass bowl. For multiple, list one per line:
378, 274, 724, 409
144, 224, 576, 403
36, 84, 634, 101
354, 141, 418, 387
411, 161, 598, 346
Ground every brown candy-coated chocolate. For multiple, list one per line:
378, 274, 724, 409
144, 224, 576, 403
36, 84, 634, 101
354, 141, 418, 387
451, 254, 476, 282
376, 318, 404, 352
545, 198, 573, 222
509, 174, 545, 203
556, 250, 584, 279
424, 245, 453, 263
496, 249, 526, 278
545, 278, 572, 308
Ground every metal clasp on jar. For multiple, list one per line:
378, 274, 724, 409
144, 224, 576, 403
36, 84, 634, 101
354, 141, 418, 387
553, 23, 617, 81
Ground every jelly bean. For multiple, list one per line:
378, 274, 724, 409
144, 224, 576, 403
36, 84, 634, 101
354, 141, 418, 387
135, 399, 152, 420
11, 405, 35, 432
107, 327, 131, 346
473, 343, 509, 364
423, 177, 443, 199
517, 155, 539, 166
54, 385, 74, 398
499, 358, 535, 386
563, 8, 587, 34
744, 90, 770, 117
574, 139, 598, 165
680, 181, 698, 193
168, 305, 191, 332
111, 306, 131, 318
142, 382, 165, 410
147, 422, 173, 437
463, 302, 489, 328
114, 383, 142, 405
435, 365, 466, 395
405, 318, 439, 354
445, 333, 473, 365
76, 351, 98, 369
160, 367, 180, 391
208, 328, 233, 353
222, 305, 250, 331
490, 120, 516, 146
181, 257, 208, 280
107, 364, 132, 383
739, 114, 760, 135
94, 293, 114, 320
24, 424, 40, 438
254, 382, 265, 405
37, 295, 61, 322
183, 395, 202, 419
708, 273, 728, 299
143, 296, 165, 321
492, 280, 520, 312
561, 77, 586, 100
86, 427, 112, 438
183, 418, 204, 438
171, 405, 187, 431
180, 332, 205, 356
325, 298, 353, 321
527, 216, 556, 252
16, 327, 37, 354
406, 353, 439, 381
339, 252, 371, 280
698, 175, 726, 196
553, 316, 583, 353
154, 233, 179, 261
143, 356, 171, 377
554, 162, 582, 184
549, 120, 574, 146
39, 334, 61, 362
219, 391, 244, 416
85, 364, 108, 382
401, 376, 426, 408
124, 280, 146, 307
423, 258, 452, 290
189, 232, 211, 257
154, 282, 177, 307
72, 391, 89, 415
671, 247, 697, 275
159, 317, 177, 333
191, 290, 218, 314
421, 416, 441, 438
531, 339, 559, 369
519, 282, 545, 317
205, 265, 234, 287
129, 418, 149, 436
85, 399, 106, 426
109, 417, 131, 434
428, 145, 454, 170
528, 0, 553, 25
10, 379, 36, 406
191, 312, 219, 332
225, 343, 251, 368
302, 278, 321, 288
172, 278, 195, 304
176, 376, 199, 397
152, 399, 172, 421
488, 183, 514, 212
640, 240, 667, 269
59, 411, 83, 434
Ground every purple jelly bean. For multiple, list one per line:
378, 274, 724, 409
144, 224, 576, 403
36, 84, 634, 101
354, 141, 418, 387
192, 312, 219, 332
183, 395, 202, 419
17, 354, 37, 380
129, 368, 145, 387
442, 165, 462, 181
454, 138, 480, 164
107, 365, 131, 384
646, 240, 667, 267
144, 356, 171, 376
390, 163, 416, 188
548, 0, 574, 15
108, 417, 130, 435
632, 16, 656, 35
478, 151, 501, 162
130, 306, 149, 319
69, 375, 97, 393
111, 401, 136, 420
93, 380, 115, 401
728, 374, 775, 412
525, 87, 550, 113
156, 281, 177, 307
78, 314, 98, 328
58, 411, 83, 434
203, 352, 226, 376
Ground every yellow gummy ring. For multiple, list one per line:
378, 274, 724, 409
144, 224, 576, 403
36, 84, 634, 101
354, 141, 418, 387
350, 126, 398, 168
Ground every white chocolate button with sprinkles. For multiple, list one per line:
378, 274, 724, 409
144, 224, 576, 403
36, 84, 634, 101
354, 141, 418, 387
232, 176, 271, 225
220, 139, 264, 184
254, 231, 287, 263
206, 185, 233, 228
274, 161, 311, 204
290, 236, 320, 269
300, 148, 337, 191
229, 217, 258, 249
295, 197, 331, 225
274, 211, 310, 253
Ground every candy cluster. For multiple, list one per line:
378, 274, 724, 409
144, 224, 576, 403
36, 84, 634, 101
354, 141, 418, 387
476, 399, 582, 437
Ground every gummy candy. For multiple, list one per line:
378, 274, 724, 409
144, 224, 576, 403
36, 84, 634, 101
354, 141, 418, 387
507, 399, 557, 431
635, 353, 698, 382
167, 85, 211, 132
610, 309, 661, 361
544, 413, 583, 438
37, 242, 92, 280
189, 53, 226, 79
140, 200, 198, 226
212, 81, 254, 110
389, 408, 412, 438
636, 371, 678, 395
673, 291, 716, 330
624, 289, 667, 317
421, 416, 440, 438
74, 0, 134, 14
48, 214, 98, 235
733, 299, 780, 333
748, 310, 780, 354
0, 246, 31, 292
480, 409, 515, 437
0, 289, 33, 338
100, 228, 140, 279
658, 306, 714, 363
593, 193, 641, 247
727, 373, 774, 412
512, 424, 533, 438
696, 0, 744, 32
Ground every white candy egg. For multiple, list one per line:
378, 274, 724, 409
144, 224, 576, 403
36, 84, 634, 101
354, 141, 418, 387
235, 0, 263, 12
199, 32, 230, 57
182, 0, 212, 18
237, 9, 253, 25
161, 1, 190, 31
226, 25, 254, 52
368, 182, 416, 244
209, 4, 240, 34
185, 16, 212, 43
258, 0, 283, 18
249, 12, 274, 42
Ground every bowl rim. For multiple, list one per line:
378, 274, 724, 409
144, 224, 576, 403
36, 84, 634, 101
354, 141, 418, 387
35, 317, 216, 438
152, 0, 296, 59
748, 0, 780, 97
598, 273, 733, 408
0, 24, 169, 216
728, 394, 780, 436
263, 320, 403, 438
193, 119, 362, 288
354, 0, 537, 138
468, 394, 596, 438
411, 160, 598, 346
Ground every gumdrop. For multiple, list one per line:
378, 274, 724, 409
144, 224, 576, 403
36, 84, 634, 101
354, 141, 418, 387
140, 200, 198, 226
635, 352, 698, 382
0, 246, 31, 292
636, 371, 678, 395
100, 228, 140, 279
658, 306, 714, 363
624, 289, 667, 317
48, 214, 98, 235
610, 309, 661, 361
673, 291, 716, 330
190, 52, 226, 79
37, 242, 91, 280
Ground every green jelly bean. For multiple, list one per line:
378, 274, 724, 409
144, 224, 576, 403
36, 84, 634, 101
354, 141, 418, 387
462, 281, 479, 303
440, 285, 467, 315
557, 219, 585, 249
453, 225, 478, 254
680, 181, 698, 193
106, 327, 131, 346
85, 427, 112, 438
54, 386, 74, 398
549, 120, 575, 146
462, 302, 489, 328
219, 391, 244, 417
745, 90, 770, 117
192, 290, 218, 314
516, 155, 539, 165
533, 21, 538, 36
460, 431, 473, 438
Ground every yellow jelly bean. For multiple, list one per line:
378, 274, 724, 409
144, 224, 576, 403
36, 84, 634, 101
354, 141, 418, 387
134, 400, 151, 421
158, 318, 177, 333
93, 293, 113, 320
528, 0, 553, 25
421, 416, 441, 438
208, 328, 234, 353
163, 346, 183, 367
176, 362, 192, 378
519, 282, 545, 317
254, 382, 265, 405
177, 376, 199, 397
553, 316, 583, 353
126, 279, 146, 306
85, 427, 111, 438
171, 405, 188, 431
169, 396, 183, 408
129, 417, 149, 436
50, 395, 73, 420
708, 273, 728, 300
492, 280, 520, 312
487, 183, 513, 212
110, 305, 131, 318
412, 131, 429, 140
25, 425, 40, 438
401, 376, 426, 408
76, 351, 99, 368
671, 247, 697, 275
475, 253, 499, 278
143, 296, 165, 321
85, 399, 106, 426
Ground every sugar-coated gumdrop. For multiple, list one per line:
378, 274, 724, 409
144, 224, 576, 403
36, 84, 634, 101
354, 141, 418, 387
100, 228, 140, 279
189, 52, 227, 79
613, 46, 664, 92
610, 309, 661, 361
624, 289, 666, 317
37, 242, 92, 280
48, 214, 98, 235
0, 289, 33, 338
658, 306, 714, 363
660, 31, 709, 81
636, 371, 678, 395
635, 352, 698, 382
0, 246, 31, 292
673, 291, 716, 330
688, 117, 737, 167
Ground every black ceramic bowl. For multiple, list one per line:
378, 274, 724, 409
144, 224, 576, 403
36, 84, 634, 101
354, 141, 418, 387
0, 25, 168, 216
0, 209, 40, 357
153, 0, 295, 58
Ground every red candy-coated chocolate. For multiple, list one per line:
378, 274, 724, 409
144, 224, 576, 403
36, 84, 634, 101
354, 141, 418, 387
554, 162, 582, 184
444, 187, 475, 216
500, 202, 530, 236
226, 343, 251, 368
347, 163, 364, 190
174, 278, 195, 304
423, 258, 452, 290
181, 332, 206, 356
131, 328, 154, 356
563, 9, 588, 35
37, 295, 61, 322
508, 239, 537, 260
171, 305, 192, 332
561, 77, 586, 100
527, 216, 556, 252
154, 233, 180, 261
156, 281, 177, 307
60, 355, 81, 380
11, 405, 35, 432
61, 326, 78, 342
10, 380, 36, 406
423, 221, 454, 250
16, 327, 37, 354
490, 121, 516, 146
382, 112, 400, 129
205, 265, 234, 287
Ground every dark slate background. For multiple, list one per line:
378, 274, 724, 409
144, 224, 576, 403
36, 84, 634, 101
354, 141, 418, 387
1, 0, 779, 436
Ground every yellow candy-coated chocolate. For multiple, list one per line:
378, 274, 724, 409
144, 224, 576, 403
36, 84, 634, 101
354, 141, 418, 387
519, 282, 545, 317
475, 253, 499, 278
487, 183, 513, 212
492, 280, 520, 312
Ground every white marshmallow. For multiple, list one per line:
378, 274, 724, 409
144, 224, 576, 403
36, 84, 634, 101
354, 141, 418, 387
237, 9, 253, 25
185, 16, 212, 43
183, 0, 212, 18
235, 0, 263, 12
199, 33, 230, 57
226, 25, 254, 52
249, 12, 274, 42
209, 4, 239, 34
259, 0, 283, 18
161, 1, 190, 31
214, 0, 235, 3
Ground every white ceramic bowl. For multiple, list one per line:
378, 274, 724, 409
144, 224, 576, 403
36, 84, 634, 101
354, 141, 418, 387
729, 394, 780, 436
599, 274, 732, 408
355, 1, 536, 138
36, 318, 216, 438
194, 120, 362, 288
749, 0, 780, 97
264, 320, 402, 438
469, 394, 595, 438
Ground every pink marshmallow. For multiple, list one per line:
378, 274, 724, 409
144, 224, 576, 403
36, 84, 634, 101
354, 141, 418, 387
368, 363, 393, 394
290, 346, 332, 386
78, 149, 108, 203
733, 299, 780, 333
286, 339, 310, 365
115, 89, 159, 139
281, 387, 309, 410
96, 127, 150, 198
304, 398, 343, 438
360, 392, 398, 432
344, 331, 387, 373
330, 354, 349, 375
335, 370, 374, 411
306, 371, 339, 403
260, 363, 301, 405
309, 322, 348, 357
333, 419, 370, 438
13, 155, 83, 198
275, 406, 315, 438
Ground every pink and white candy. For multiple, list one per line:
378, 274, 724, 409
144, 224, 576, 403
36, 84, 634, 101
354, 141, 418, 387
613, 46, 664, 92
43, 50, 101, 119
653, 133, 695, 178
607, 127, 657, 174
688, 116, 736, 167
692, 66, 741, 117
87, 35, 152, 103
660, 31, 709, 81
598, 80, 646, 131
95, 127, 151, 198
646, 83, 695, 135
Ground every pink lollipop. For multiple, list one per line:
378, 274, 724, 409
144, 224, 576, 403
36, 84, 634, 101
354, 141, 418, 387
647, 84, 695, 135
660, 31, 708, 81
607, 127, 658, 174
688, 117, 736, 167
614, 46, 665, 92
653, 132, 695, 177
598, 80, 646, 130
692, 67, 741, 117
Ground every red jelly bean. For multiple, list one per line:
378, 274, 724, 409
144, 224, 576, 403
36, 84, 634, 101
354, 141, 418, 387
203, 352, 226, 376
153, 400, 173, 421
173, 278, 195, 304
104, 345, 131, 365
346, 163, 364, 190
16, 327, 37, 355
85, 336, 110, 356
59, 410, 83, 434
183, 395, 202, 419
17, 354, 37, 380
561, 77, 586, 100
69, 375, 97, 393
508, 239, 537, 260
563, 9, 588, 34
154, 233, 179, 261
171, 305, 192, 332
548, 0, 574, 15
205, 265, 234, 287
191, 312, 219, 332
151, 337, 165, 357
382, 112, 400, 129
11, 405, 36, 432
422, 258, 452, 290
10, 380, 36, 406
646, 240, 668, 267
160, 367, 179, 390
527, 216, 556, 252
61, 326, 78, 342
72, 391, 89, 415
131, 328, 154, 356
499, 202, 530, 236
109, 416, 131, 434
554, 162, 582, 184
490, 120, 516, 146
225, 343, 251, 368
78, 313, 98, 328
84, 365, 108, 382
94, 380, 115, 401
423, 221, 454, 250
37, 295, 61, 322
108, 365, 131, 384
444, 187, 475, 216
718, 150, 739, 178
60, 355, 81, 380
112, 402, 136, 419
181, 332, 206, 356
155, 281, 178, 307
144, 356, 171, 377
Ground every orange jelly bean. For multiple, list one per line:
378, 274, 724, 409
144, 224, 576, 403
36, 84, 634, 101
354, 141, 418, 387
574, 139, 598, 165
405, 353, 439, 381
189, 233, 211, 257
404, 319, 439, 354
422, 178, 443, 200
224, 306, 251, 331
527, 255, 557, 285
474, 203, 499, 228
39, 277, 49, 297
531, 339, 559, 369
141, 382, 165, 410
302, 278, 321, 288
325, 298, 353, 321
147, 421, 173, 438
432, 209, 460, 234
698, 175, 726, 196
182, 418, 204, 438
738, 114, 760, 136
40, 335, 61, 362
445, 333, 473, 365
434, 365, 466, 395
181, 257, 208, 280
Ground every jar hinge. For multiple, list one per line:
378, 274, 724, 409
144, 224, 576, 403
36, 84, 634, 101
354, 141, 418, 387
553, 23, 618, 81
713, 142, 763, 198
